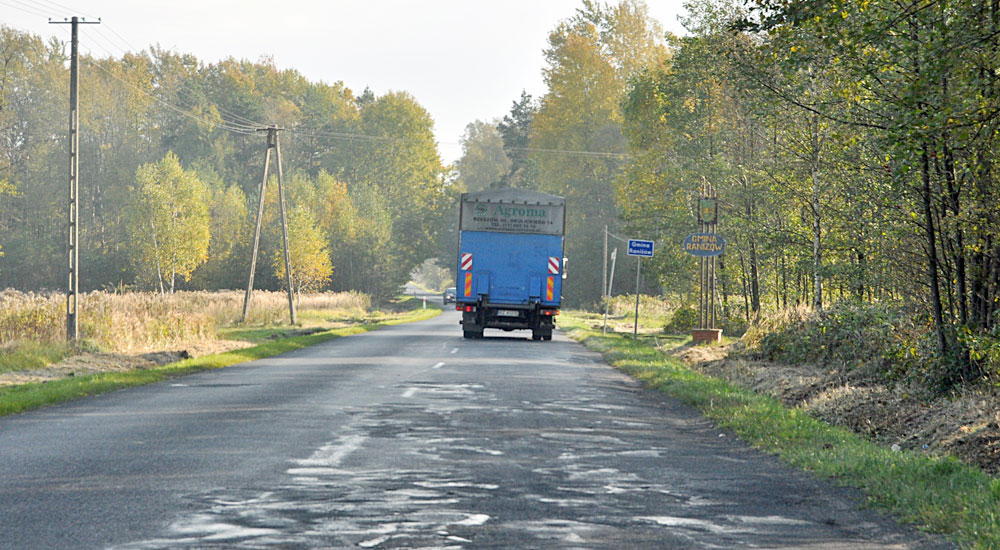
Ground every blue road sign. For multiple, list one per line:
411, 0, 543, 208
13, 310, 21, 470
627, 239, 654, 258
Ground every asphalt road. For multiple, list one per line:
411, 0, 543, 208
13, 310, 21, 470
0, 308, 953, 549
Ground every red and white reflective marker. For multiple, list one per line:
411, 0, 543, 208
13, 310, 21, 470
548, 257, 560, 274
461, 252, 473, 271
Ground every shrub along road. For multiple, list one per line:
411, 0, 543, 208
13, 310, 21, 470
0, 310, 951, 549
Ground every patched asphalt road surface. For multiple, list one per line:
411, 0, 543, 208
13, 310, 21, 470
0, 308, 954, 549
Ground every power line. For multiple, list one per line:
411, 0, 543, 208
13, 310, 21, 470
505, 145, 629, 160
294, 128, 632, 161
172, 83, 270, 129
83, 57, 259, 135
98, 22, 138, 53
31, 0, 98, 19
34, 21, 636, 163
77, 24, 272, 130
1, 0, 53, 18
49, 26, 256, 135
288, 127, 401, 144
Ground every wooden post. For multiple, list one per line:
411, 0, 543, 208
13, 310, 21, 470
273, 129, 297, 325
241, 131, 272, 322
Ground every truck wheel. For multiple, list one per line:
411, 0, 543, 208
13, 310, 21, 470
463, 330, 475, 339
542, 333, 552, 341
531, 332, 542, 341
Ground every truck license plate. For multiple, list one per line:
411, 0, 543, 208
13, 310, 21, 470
497, 310, 520, 317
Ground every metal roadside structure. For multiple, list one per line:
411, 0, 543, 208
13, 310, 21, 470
627, 238, 654, 339
683, 179, 725, 344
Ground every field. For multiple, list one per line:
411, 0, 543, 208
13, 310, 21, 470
0, 289, 388, 386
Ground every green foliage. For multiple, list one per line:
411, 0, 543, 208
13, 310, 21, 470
532, 1, 667, 306
741, 301, 1000, 392
613, 0, 1000, 388
663, 305, 698, 333
456, 120, 510, 192
126, 152, 211, 293
603, 293, 672, 317
497, 91, 539, 189
961, 326, 1000, 380
272, 205, 333, 294
0, 27, 447, 300
0, 341, 73, 374
743, 302, 899, 368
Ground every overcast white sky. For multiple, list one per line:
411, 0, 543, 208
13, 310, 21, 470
4, 0, 688, 163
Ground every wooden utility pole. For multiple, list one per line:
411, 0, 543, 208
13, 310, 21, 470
242, 126, 297, 324
50, 16, 100, 342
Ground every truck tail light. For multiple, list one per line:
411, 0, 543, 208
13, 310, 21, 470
459, 305, 475, 312
542, 309, 559, 316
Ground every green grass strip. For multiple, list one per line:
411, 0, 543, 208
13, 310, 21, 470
560, 315, 1000, 550
0, 306, 440, 417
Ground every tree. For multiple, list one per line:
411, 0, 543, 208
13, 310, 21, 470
497, 91, 539, 189
0, 28, 68, 289
345, 91, 445, 297
532, 0, 667, 306
126, 152, 210, 294
272, 205, 333, 296
191, 175, 248, 290
0, 26, 454, 302
456, 120, 510, 192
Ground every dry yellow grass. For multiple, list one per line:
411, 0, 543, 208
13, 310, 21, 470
0, 289, 371, 355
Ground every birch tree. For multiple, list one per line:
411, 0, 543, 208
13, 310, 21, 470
127, 152, 210, 294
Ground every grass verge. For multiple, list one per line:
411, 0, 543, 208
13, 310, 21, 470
0, 341, 77, 374
0, 301, 440, 417
560, 313, 1000, 549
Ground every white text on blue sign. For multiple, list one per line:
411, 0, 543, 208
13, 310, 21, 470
627, 239, 654, 257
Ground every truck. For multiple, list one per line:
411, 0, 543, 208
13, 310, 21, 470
455, 188, 565, 340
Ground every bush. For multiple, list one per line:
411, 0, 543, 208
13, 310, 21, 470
744, 301, 903, 372
663, 306, 698, 333
722, 314, 749, 337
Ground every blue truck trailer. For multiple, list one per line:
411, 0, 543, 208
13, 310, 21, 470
455, 189, 565, 340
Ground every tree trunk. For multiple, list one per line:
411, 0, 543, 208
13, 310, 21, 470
749, 238, 761, 320
810, 115, 823, 311
921, 143, 949, 358
150, 220, 165, 296
940, 136, 968, 326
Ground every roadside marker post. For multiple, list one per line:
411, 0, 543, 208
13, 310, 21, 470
602, 248, 617, 334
